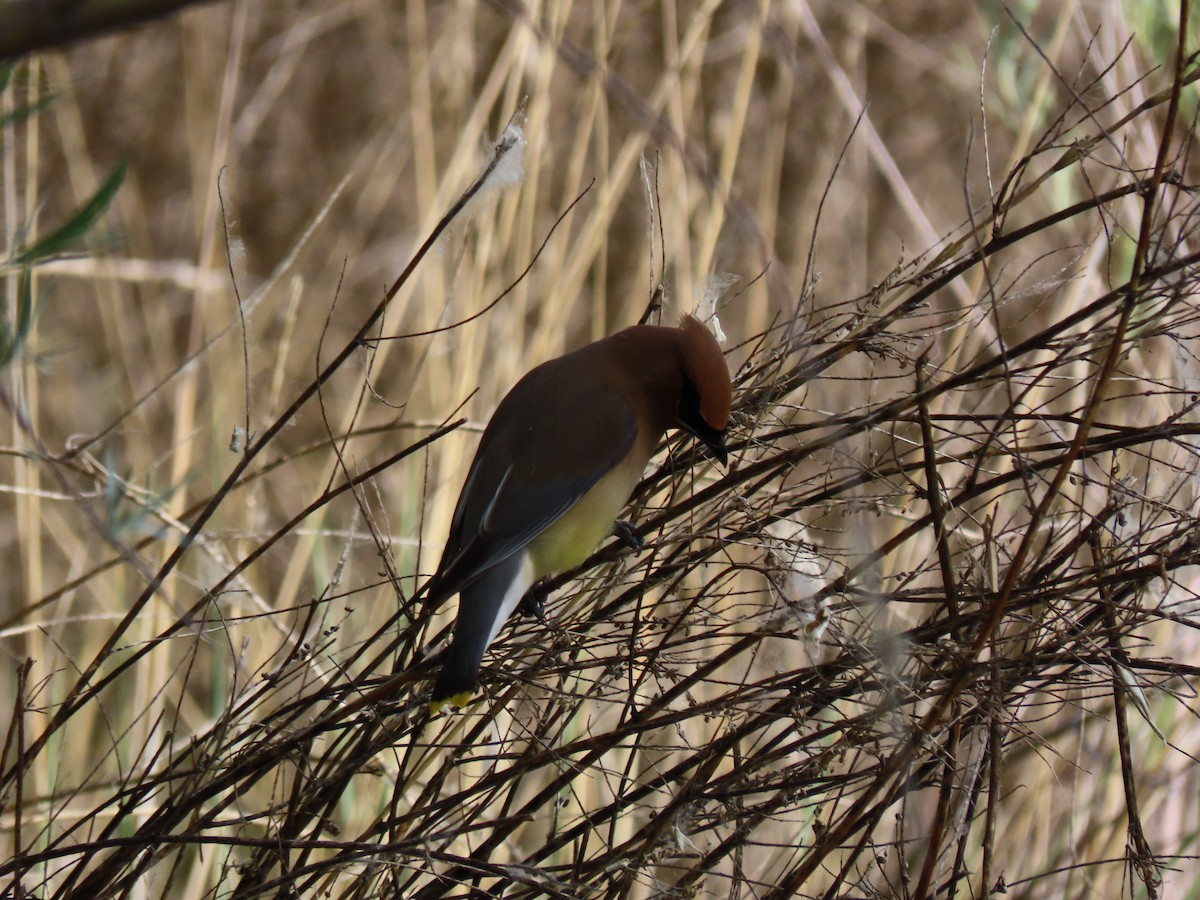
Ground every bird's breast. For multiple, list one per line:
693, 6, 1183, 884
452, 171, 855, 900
527, 444, 649, 577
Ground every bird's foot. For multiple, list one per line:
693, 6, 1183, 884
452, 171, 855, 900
518, 581, 549, 621
613, 519, 645, 551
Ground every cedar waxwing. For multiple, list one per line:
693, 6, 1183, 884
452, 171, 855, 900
426, 315, 732, 711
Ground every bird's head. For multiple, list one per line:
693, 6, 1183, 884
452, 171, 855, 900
674, 315, 732, 465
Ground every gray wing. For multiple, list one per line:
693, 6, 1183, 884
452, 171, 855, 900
426, 355, 638, 606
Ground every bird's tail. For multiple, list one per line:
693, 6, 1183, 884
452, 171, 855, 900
429, 553, 533, 712
430, 627, 487, 710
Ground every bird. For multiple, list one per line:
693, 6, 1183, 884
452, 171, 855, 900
424, 314, 732, 712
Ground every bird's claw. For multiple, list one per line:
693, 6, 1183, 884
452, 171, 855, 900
518, 582, 548, 621
613, 519, 645, 551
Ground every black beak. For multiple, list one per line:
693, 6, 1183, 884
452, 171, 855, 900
683, 422, 727, 465
703, 431, 728, 466
677, 379, 729, 465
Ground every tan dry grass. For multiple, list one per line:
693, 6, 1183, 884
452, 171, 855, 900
2, 1, 1200, 898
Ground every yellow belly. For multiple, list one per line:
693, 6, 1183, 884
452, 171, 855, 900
528, 461, 643, 576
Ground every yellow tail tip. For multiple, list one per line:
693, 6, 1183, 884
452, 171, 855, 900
428, 690, 475, 715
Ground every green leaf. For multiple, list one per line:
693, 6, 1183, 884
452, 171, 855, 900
0, 267, 34, 369
1, 92, 55, 130
15, 160, 126, 265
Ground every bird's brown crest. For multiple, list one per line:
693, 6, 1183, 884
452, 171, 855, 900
678, 315, 732, 430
